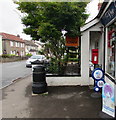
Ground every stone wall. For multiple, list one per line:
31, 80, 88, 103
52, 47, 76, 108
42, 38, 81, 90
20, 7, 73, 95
0, 56, 27, 63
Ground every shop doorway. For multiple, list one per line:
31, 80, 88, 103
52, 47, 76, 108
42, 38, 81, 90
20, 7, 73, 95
89, 31, 103, 75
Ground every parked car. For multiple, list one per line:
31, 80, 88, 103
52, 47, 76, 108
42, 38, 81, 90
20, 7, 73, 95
26, 55, 46, 67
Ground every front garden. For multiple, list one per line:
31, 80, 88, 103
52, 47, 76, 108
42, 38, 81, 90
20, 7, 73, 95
0, 54, 28, 63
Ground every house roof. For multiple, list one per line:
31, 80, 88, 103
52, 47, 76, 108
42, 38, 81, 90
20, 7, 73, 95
0, 32, 25, 43
96, 1, 108, 18
24, 40, 38, 47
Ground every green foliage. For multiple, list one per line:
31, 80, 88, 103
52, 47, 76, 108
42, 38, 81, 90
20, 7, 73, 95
68, 58, 78, 62
9, 54, 16, 57
46, 57, 59, 74
26, 53, 32, 57
16, 2, 88, 39
2, 54, 10, 58
2, 54, 16, 58
38, 50, 44, 55
16, 2, 89, 74
46, 57, 65, 74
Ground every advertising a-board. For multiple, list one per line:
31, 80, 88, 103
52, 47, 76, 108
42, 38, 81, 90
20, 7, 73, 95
102, 83, 115, 117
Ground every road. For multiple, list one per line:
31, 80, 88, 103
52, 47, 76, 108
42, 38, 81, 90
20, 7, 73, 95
0, 60, 32, 89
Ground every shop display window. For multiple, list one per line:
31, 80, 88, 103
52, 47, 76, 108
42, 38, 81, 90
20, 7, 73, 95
107, 25, 116, 78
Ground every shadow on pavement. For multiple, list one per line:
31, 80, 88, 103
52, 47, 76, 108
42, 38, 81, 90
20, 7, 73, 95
26, 85, 102, 118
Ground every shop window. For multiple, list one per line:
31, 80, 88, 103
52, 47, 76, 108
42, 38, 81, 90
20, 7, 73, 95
107, 25, 116, 78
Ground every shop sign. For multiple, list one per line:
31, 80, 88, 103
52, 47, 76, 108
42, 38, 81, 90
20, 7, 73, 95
101, 0, 116, 26
92, 68, 104, 81
94, 86, 100, 92
65, 36, 79, 47
102, 83, 115, 117
92, 68, 105, 92
97, 80, 105, 88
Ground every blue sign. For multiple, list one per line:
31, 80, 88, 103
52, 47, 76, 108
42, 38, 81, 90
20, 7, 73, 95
94, 86, 100, 92
96, 79, 105, 88
92, 68, 104, 81
101, 0, 116, 26
92, 68, 105, 92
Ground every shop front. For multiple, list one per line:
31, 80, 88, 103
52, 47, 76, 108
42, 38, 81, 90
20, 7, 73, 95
81, 0, 116, 117
0, 35, 2, 55
100, 0, 116, 117
81, 19, 103, 85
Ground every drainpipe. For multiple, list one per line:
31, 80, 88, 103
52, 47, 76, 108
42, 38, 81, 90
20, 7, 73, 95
103, 26, 106, 72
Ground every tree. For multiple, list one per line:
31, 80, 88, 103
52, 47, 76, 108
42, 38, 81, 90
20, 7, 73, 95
16, 2, 88, 37
16, 2, 89, 74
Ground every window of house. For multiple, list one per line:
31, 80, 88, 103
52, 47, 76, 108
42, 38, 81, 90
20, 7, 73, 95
22, 43, 24, 48
18, 42, 20, 47
10, 41, 13, 47
16, 42, 18, 47
21, 43, 23, 47
21, 51, 22, 56
107, 25, 116, 78
13, 51, 16, 55
22, 51, 24, 56
10, 51, 13, 54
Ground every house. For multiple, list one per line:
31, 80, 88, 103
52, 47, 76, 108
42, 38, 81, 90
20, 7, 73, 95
24, 40, 38, 55
0, 33, 25, 56
34, 40, 44, 51
0, 35, 2, 55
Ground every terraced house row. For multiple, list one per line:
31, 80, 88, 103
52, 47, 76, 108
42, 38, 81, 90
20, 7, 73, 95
0, 32, 41, 56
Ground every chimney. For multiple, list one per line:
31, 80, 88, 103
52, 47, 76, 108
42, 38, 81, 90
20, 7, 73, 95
17, 34, 20, 37
98, 0, 103, 11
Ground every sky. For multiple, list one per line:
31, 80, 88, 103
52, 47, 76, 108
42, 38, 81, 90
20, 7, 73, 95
0, 0, 99, 40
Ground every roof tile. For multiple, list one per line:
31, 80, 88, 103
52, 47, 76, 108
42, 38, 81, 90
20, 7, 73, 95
0, 32, 25, 43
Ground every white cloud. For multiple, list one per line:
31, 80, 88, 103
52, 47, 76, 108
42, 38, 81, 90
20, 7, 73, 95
86, 0, 99, 23
0, 0, 31, 40
0, 0, 99, 39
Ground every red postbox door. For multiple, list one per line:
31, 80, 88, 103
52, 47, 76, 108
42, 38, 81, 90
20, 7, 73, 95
92, 49, 98, 64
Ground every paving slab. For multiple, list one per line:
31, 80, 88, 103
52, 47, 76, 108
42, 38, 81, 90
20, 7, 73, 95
1, 75, 105, 118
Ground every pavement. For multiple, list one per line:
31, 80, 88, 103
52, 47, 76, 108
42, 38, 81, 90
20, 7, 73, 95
1, 75, 113, 119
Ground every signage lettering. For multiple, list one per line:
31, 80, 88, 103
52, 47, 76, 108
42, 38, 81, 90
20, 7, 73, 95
65, 36, 79, 47
104, 9, 115, 19
101, 1, 116, 26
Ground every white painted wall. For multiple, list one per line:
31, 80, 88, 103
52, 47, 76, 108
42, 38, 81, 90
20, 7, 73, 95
40, 22, 103, 86
81, 22, 102, 85
105, 28, 109, 73
81, 30, 90, 85
98, 33, 104, 66
0, 35, 2, 55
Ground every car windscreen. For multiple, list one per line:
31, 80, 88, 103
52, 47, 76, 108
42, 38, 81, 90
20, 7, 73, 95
30, 55, 42, 59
